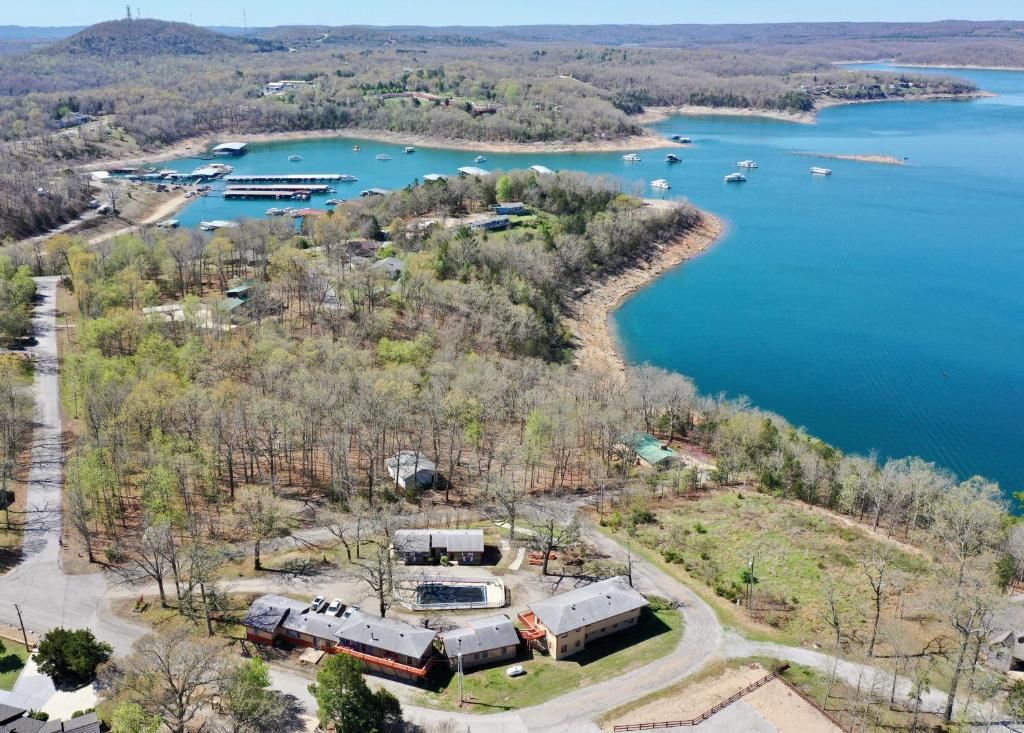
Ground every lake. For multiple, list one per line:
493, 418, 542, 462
170, 65, 1024, 497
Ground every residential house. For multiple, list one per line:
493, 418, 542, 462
371, 256, 405, 280
242, 594, 310, 645
520, 576, 648, 660
439, 614, 520, 670
392, 528, 484, 565
621, 432, 677, 468
0, 703, 101, 733
468, 217, 510, 233
493, 202, 526, 216
386, 450, 435, 489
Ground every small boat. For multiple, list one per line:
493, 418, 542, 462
325, 199, 342, 206
665, 154, 681, 163
199, 220, 238, 231
810, 166, 833, 176
405, 146, 415, 154
352, 145, 361, 152
266, 208, 286, 216
622, 153, 641, 162
474, 155, 487, 163
376, 153, 391, 161
288, 155, 302, 162
724, 173, 746, 183
737, 160, 758, 169
338, 174, 358, 182
651, 179, 671, 190
671, 135, 693, 143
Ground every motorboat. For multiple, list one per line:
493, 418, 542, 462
724, 173, 747, 183
811, 167, 833, 176
405, 146, 416, 154
376, 153, 392, 161
651, 179, 671, 190
474, 155, 487, 163
665, 153, 681, 163
352, 145, 361, 151
622, 153, 641, 162
288, 155, 303, 162
671, 135, 693, 143
737, 160, 758, 169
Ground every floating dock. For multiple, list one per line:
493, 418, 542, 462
223, 173, 357, 184
223, 189, 311, 200
224, 183, 332, 193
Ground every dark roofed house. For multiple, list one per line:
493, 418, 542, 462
0, 705, 101, 733
521, 576, 647, 660
392, 528, 484, 565
439, 614, 520, 670
242, 594, 310, 644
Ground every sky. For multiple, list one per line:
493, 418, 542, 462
4, 0, 1022, 27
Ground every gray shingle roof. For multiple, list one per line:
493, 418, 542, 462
439, 614, 519, 659
335, 610, 437, 660
281, 608, 348, 640
528, 576, 647, 636
0, 712, 101, 733
242, 594, 310, 633
0, 706, 24, 726
392, 529, 483, 554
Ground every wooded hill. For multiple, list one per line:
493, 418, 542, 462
54, 19, 286, 56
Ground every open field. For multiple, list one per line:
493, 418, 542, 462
418, 606, 682, 713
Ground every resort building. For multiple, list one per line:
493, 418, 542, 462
386, 450, 435, 489
334, 610, 438, 681
520, 576, 648, 660
242, 595, 436, 681
439, 614, 521, 670
392, 528, 484, 565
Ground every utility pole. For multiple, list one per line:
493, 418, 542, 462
457, 638, 464, 706
243, 9, 248, 36
13, 603, 30, 651
746, 556, 755, 610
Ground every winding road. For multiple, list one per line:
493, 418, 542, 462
0, 277, 988, 731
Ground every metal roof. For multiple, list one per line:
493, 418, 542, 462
439, 614, 519, 658
457, 166, 489, 177
528, 576, 647, 636
335, 610, 437, 660
212, 142, 248, 152
622, 432, 677, 466
242, 594, 310, 633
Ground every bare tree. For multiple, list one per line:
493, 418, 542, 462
349, 539, 396, 618
233, 486, 286, 570
483, 482, 527, 543
525, 499, 582, 576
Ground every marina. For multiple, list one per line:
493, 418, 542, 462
223, 173, 356, 183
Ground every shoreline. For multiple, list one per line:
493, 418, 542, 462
836, 59, 1024, 72
639, 90, 993, 128
565, 210, 725, 374
81, 127, 684, 171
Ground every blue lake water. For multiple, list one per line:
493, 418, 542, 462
171, 65, 1024, 496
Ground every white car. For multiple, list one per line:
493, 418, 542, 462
326, 599, 343, 616
311, 596, 326, 612
506, 665, 526, 677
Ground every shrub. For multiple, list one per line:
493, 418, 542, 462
35, 628, 112, 685
661, 548, 685, 564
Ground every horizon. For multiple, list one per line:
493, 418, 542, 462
3, 0, 1022, 28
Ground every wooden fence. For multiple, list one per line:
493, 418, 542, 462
612, 664, 851, 732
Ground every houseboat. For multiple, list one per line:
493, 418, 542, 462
811, 166, 833, 176
376, 153, 392, 161
288, 155, 303, 162
738, 160, 759, 169
474, 155, 487, 163
622, 153, 641, 162
650, 179, 671, 190
405, 146, 416, 154
670, 135, 693, 143
724, 173, 747, 183
665, 153, 681, 163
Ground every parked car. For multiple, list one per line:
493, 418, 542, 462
506, 665, 526, 677
311, 595, 326, 612
326, 599, 343, 616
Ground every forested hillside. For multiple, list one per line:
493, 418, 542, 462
54, 19, 286, 57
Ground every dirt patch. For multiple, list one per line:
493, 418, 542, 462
745, 678, 844, 732
609, 662, 768, 727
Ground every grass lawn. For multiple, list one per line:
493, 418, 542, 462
114, 592, 259, 641
0, 639, 30, 691
418, 606, 682, 713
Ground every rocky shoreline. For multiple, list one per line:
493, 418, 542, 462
564, 210, 725, 374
